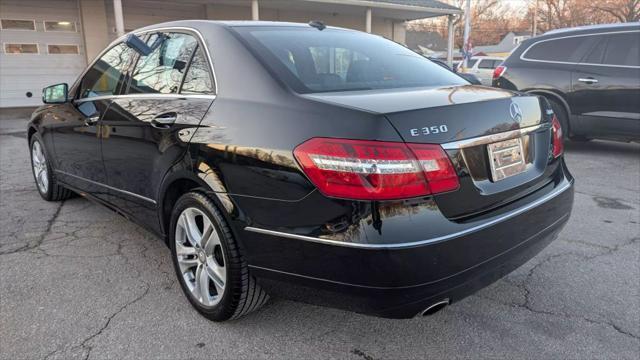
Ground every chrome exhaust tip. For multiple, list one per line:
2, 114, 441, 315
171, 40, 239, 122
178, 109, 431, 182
421, 299, 450, 317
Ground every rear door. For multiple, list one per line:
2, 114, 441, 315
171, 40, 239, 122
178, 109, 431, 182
571, 31, 640, 139
100, 30, 216, 228
53, 42, 133, 195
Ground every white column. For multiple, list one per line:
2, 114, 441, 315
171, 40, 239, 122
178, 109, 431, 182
392, 21, 406, 44
113, 0, 125, 37
462, 0, 471, 68
447, 15, 455, 67
251, 0, 260, 21
365, 7, 372, 33
78, 0, 110, 63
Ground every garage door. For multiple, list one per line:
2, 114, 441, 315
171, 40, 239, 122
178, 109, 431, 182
0, 0, 86, 108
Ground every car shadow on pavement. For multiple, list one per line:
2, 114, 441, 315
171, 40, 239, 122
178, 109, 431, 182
564, 139, 640, 156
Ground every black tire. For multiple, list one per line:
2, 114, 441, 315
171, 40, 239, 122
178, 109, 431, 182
169, 191, 269, 321
29, 133, 74, 201
547, 98, 590, 142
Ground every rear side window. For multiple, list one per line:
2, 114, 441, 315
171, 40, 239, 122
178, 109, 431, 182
522, 35, 595, 62
602, 32, 640, 66
478, 60, 497, 69
181, 45, 215, 94
234, 27, 466, 94
127, 32, 198, 94
79, 43, 133, 99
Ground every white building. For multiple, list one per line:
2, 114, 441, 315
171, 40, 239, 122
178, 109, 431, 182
0, 0, 461, 108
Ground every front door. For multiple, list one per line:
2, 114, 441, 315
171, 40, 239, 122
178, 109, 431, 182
100, 31, 216, 229
52, 42, 133, 195
571, 31, 640, 139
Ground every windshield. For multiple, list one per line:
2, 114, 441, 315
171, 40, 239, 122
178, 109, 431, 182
233, 26, 467, 94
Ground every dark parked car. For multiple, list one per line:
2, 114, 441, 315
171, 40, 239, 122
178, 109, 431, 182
427, 57, 483, 85
493, 23, 640, 142
28, 21, 574, 321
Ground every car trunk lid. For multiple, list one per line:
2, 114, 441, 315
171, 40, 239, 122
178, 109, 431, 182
303, 85, 558, 219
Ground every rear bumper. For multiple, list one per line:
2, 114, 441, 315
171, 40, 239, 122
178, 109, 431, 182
241, 170, 574, 318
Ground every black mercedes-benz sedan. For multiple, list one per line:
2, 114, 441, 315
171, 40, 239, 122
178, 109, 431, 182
28, 20, 574, 321
493, 22, 640, 142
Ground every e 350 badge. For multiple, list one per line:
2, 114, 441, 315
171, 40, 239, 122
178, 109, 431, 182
409, 125, 449, 137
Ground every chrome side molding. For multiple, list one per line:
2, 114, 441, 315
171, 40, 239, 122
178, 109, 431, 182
244, 180, 572, 249
55, 170, 156, 204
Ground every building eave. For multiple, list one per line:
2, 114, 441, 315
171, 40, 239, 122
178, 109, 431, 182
300, 0, 463, 16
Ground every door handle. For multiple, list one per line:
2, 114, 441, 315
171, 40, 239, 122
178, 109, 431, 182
151, 112, 177, 129
578, 77, 598, 84
85, 115, 99, 126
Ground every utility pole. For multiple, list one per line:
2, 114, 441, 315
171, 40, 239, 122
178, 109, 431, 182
462, 0, 471, 69
532, 0, 538, 36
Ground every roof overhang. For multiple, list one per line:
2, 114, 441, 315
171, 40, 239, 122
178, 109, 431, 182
301, 0, 462, 19
138, 0, 461, 21
208, 0, 461, 20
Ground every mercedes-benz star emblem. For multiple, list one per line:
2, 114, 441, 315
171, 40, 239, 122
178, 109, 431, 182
510, 102, 523, 122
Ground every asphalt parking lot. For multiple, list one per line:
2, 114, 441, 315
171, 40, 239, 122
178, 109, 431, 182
1, 117, 638, 360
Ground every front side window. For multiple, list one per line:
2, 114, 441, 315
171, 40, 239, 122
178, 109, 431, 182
523, 35, 596, 62
582, 36, 607, 64
181, 45, 215, 94
127, 32, 198, 94
602, 32, 640, 67
234, 27, 466, 94
79, 43, 133, 99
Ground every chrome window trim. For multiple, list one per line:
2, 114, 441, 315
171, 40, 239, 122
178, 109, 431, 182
74, 93, 216, 104
55, 170, 156, 204
519, 30, 640, 69
70, 26, 218, 98
441, 123, 549, 150
244, 180, 572, 250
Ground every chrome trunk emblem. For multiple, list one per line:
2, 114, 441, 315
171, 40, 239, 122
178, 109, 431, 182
510, 102, 523, 122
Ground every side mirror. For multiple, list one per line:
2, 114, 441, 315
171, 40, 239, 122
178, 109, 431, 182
42, 83, 68, 104
458, 73, 483, 85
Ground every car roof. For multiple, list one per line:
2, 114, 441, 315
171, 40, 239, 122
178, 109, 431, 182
544, 22, 639, 36
131, 19, 355, 34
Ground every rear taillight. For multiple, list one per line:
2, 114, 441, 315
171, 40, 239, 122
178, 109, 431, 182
551, 114, 564, 158
493, 65, 507, 80
293, 138, 459, 200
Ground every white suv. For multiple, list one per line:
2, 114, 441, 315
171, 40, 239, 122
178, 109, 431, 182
457, 56, 505, 85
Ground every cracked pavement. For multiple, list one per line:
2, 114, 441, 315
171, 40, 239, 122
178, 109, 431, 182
1, 118, 638, 359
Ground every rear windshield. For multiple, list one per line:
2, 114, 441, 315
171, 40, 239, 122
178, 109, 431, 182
232, 26, 467, 94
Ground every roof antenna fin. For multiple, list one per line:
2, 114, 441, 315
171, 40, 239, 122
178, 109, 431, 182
308, 20, 326, 31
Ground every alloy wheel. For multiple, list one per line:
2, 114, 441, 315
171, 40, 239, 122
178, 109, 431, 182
31, 140, 49, 194
174, 207, 226, 307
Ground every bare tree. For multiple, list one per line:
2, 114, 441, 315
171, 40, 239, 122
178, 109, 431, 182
590, 0, 640, 21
